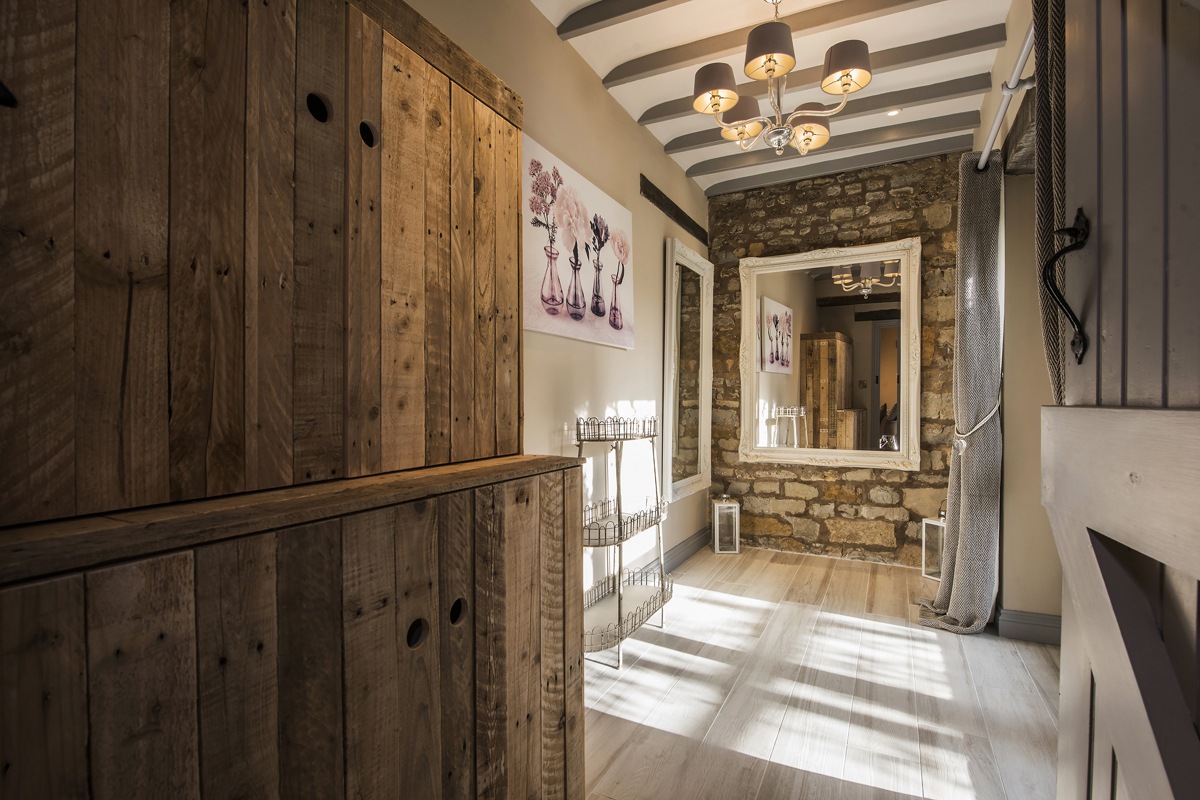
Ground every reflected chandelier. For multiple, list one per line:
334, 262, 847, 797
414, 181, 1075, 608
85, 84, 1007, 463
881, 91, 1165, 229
691, 0, 873, 155
833, 260, 900, 296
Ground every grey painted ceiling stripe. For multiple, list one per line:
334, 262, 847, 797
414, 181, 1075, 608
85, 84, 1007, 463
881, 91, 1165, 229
637, 24, 1007, 125
603, 0, 943, 87
686, 110, 979, 177
558, 0, 692, 40
704, 133, 975, 196
664, 72, 993, 153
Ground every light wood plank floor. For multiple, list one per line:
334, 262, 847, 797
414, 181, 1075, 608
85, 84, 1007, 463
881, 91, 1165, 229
584, 547, 1059, 800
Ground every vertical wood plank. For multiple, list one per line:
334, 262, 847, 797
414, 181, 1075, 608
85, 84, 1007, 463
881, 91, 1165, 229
75, 0, 170, 514
195, 535, 280, 799
342, 507, 401, 799
425, 72, 453, 466
1124, 0, 1167, 406
475, 485, 506, 799
345, 8, 383, 478
0, 0, 75, 525
1057, 582, 1092, 800
474, 100, 498, 459
169, 0, 247, 501
540, 472, 567, 800
504, 476, 542, 799
395, 500, 442, 796
1097, 0, 1127, 407
494, 121, 522, 456
439, 490, 476, 800
87, 553, 199, 799
450, 84, 477, 461
1166, 0, 1200, 407
1162, 568, 1200, 727
277, 519, 344, 800
562, 467, 585, 800
0, 576, 87, 799
1062, 0, 1102, 406
293, 0, 346, 484
244, 0, 297, 491
380, 35, 428, 472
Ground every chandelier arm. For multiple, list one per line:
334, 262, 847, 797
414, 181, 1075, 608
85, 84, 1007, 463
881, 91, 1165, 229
713, 113, 772, 131
736, 126, 772, 151
783, 90, 850, 125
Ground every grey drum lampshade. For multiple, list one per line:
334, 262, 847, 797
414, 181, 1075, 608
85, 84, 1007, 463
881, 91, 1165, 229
883, 259, 901, 278
859, 262, 882, 282
744, 20, 796, 80
832, 264, 853, 285
821, 39, 872, 94
788, 102, 832, 150
693, 62, 740, 114
720, 95, 765, 141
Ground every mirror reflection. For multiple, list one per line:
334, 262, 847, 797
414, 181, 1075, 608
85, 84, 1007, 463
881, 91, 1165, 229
739, 238, 921, 471
672, 267, 703, 483
755, 264, 901, 452
662, 239, 714, 501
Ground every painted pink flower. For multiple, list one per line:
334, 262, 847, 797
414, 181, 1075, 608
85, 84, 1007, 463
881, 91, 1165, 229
554, 185, 588, 256
611, 229, 630, 265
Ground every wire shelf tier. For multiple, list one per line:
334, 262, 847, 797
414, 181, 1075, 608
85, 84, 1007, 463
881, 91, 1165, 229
582, 568, 674, 653
582, 498, 669, 548
575, 416, 658, 443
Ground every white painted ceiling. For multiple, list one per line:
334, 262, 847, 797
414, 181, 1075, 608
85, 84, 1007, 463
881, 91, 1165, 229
529, 0, 1017, 197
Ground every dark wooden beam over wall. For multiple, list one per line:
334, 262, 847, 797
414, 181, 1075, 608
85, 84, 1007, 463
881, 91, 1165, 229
639, 174, 708, 247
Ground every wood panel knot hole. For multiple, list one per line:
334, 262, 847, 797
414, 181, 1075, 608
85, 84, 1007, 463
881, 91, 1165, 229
406, 618, 429, 649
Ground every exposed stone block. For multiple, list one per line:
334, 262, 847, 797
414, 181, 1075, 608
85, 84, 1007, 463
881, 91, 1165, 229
868, 486, 900, 504
784, 482, 819, 499
903, 487, 947, 520
827, 518, 897, 547
754, 480, 780, 495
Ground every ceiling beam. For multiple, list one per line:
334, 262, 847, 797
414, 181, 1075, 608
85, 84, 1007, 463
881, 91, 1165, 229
703, 133, 974, 196
638, 24, 1006, 125
558, 0, 692, 40
686, 110, 979, 177
603, 0, 943, 87
665, 72, 992, 154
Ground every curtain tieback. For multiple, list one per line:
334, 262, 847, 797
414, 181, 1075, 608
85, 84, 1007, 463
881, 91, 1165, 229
952, 391, 1002, 455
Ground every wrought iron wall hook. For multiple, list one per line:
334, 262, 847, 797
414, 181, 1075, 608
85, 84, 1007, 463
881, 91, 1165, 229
1041, 207, 1091, 364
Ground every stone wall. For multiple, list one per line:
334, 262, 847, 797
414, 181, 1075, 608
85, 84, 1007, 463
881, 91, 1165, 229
708, 153, 959, 566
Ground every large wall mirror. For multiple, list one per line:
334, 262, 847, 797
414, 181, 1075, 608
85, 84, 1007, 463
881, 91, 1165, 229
663, 239, 714, 502
738, 237, 922, 470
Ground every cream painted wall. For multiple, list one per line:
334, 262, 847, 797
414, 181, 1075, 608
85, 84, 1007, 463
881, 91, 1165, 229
1001, 175, 1061, 616
403, 0, 712, 565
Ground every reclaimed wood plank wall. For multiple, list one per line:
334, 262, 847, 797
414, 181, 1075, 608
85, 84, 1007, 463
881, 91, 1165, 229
1057, 0, 1200, 796
0, 466, 581, 799
0, 0, 523, 529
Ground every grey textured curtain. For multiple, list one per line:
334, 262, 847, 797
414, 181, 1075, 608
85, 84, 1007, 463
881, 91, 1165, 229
1034, 0, 1067, 404
920, 151, 1003, 634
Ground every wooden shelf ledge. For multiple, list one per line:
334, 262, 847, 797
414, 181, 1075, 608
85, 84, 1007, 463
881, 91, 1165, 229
0, 454, 581, 587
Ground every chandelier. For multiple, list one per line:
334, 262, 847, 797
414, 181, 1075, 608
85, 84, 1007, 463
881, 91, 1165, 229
833, 260, 900, 296
691, 0, 872, 155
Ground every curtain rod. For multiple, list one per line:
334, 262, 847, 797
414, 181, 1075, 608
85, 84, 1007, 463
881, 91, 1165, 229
977, 19, 1036, 171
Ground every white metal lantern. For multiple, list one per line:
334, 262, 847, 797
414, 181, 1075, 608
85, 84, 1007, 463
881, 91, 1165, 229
712, 494, 740, 554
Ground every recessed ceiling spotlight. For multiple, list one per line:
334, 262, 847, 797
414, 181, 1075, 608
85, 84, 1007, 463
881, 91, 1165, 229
886, 108, 902, 116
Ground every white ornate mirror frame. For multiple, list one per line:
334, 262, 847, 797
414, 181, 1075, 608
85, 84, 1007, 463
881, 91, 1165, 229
737, 236, 923, 470
663, 238, 714, 502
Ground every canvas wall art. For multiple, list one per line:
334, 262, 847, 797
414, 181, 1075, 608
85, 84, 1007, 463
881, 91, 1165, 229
761, 296, 793, 374
522, 134, 635, 349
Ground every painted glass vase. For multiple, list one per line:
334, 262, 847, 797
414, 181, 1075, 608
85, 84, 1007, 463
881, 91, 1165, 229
540, 244, 564, 314
566, 256, 586, 320
608, 273, 623, 330
590, 257, 606, 317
